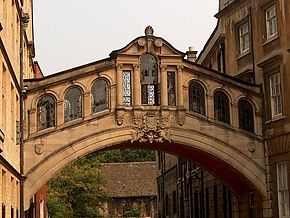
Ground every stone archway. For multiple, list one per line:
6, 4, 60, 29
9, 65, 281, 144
24, 124, 266, 211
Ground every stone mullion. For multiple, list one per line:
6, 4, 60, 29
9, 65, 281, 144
83, 91, 91, 118
207, 95, 214, 119
56, 100, 64, 126
116, 64, 123, 107
160, 65, 168, 106
133, 64, 141, 106
177, 66, 184, 107
231, 103, 238, 128
28, 108, 36, 134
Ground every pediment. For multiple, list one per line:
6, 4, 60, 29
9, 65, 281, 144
110, 26, 185, 58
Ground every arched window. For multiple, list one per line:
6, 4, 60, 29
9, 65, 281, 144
37, 95, 55, 131
188, 81, 205, 115
91, 79, 109, 113
64, 87, 82, 122
238, 99, 254, 133
214, 91, 230, 124
140, 54, 159, 105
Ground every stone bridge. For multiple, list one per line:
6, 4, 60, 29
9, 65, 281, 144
23, 27, 266, 213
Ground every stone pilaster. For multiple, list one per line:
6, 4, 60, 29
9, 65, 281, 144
160, 65, 168, 106
83, 91, 91, 117
133, 64, 141, 106
177, 66, 184, 107
116, 64, 123, 107
56, 100, 64, 126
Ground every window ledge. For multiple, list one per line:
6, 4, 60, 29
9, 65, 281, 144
265, 114, 285, 124
86, 109, 111, 120
236, 50, 250, 60
263, 34, 278, 46
31, 126, 57, 138
61, 118, 84, 129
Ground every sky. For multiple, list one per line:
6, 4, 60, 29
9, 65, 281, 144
33, 1, 219, 76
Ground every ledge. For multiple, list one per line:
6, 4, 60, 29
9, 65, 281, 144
262, 34, 279, 46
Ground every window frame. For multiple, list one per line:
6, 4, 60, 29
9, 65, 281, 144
140, 53, 160, 106
238, 99, 255, 133
265, 4, 278, 40
188, 81, 206, 115
64, 86, 83, 123
36, 94, 56, 131
122, 70, 132, 106
269, 72, 282, 118
238, 21, 250, 54
91, 78, 109, 114
214, 90, 230, 125
277, 162, 290, 218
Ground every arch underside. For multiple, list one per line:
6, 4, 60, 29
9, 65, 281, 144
23, 127, 266, 210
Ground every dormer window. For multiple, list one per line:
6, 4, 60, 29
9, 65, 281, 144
140, 54, 159, 105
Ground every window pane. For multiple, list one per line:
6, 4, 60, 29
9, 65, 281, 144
266, 5, 278, 38
140, 54, 159, 105
277, 162, 290, 217
37, 95, 55, 130
238, 99, 254, 133
167, 72, 176, 106
122, 71, 131, 106
239, 22, 250, 53
270, 73, 282, 117
64, 87, 82, 122
214, 91, 230, 124
91, 79, 109, 113
189, 82, 205, 115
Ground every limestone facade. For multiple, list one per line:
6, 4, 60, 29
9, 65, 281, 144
0, 0, 34, 217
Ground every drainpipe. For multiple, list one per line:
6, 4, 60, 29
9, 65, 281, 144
20, 10, 29, 218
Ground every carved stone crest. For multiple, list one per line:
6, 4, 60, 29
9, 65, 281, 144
131, 111, 171, 144
177, 109, 186, 126
247, 142, 256, 153
145, 25, 154, 36
35, 144, 44, 155
116, 110, 125, 126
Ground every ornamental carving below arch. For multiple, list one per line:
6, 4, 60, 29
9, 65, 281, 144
131, 111, 171, 144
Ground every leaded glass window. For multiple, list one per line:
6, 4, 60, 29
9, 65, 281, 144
122, 71, 131, 106
140, 53, 159, 105
64, 87, 82, 122
167, 72, 176, 106
238, 99, 254, 133
214, 91, 230, 124
91, 79, 109, 113
188, 82, 205, 115
37, 95, 55, 131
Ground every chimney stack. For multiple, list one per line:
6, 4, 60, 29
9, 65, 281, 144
186, 46, 198, 62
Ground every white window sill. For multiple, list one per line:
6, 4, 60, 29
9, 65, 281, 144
265, 114, 285, 124
236, 50, 250, 60
263, 34, 278, 46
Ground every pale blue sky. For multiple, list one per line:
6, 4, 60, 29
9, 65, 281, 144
34, 1, 218, 75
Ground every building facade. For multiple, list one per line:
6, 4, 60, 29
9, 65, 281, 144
157, 0, 290, 217
0, 0, 35, 218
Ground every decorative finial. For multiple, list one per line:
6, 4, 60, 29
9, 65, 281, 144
145, 25, 154, 36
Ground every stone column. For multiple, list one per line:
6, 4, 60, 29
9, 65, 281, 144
83, 91, 91, 117
177, 66, 184, 107
160, 65, 168, 106
133, 64, 141, 106
116, 64, 123, 107
207, 95, 214, 119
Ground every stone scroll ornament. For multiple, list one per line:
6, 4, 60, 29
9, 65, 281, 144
131, 111, 171, 144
